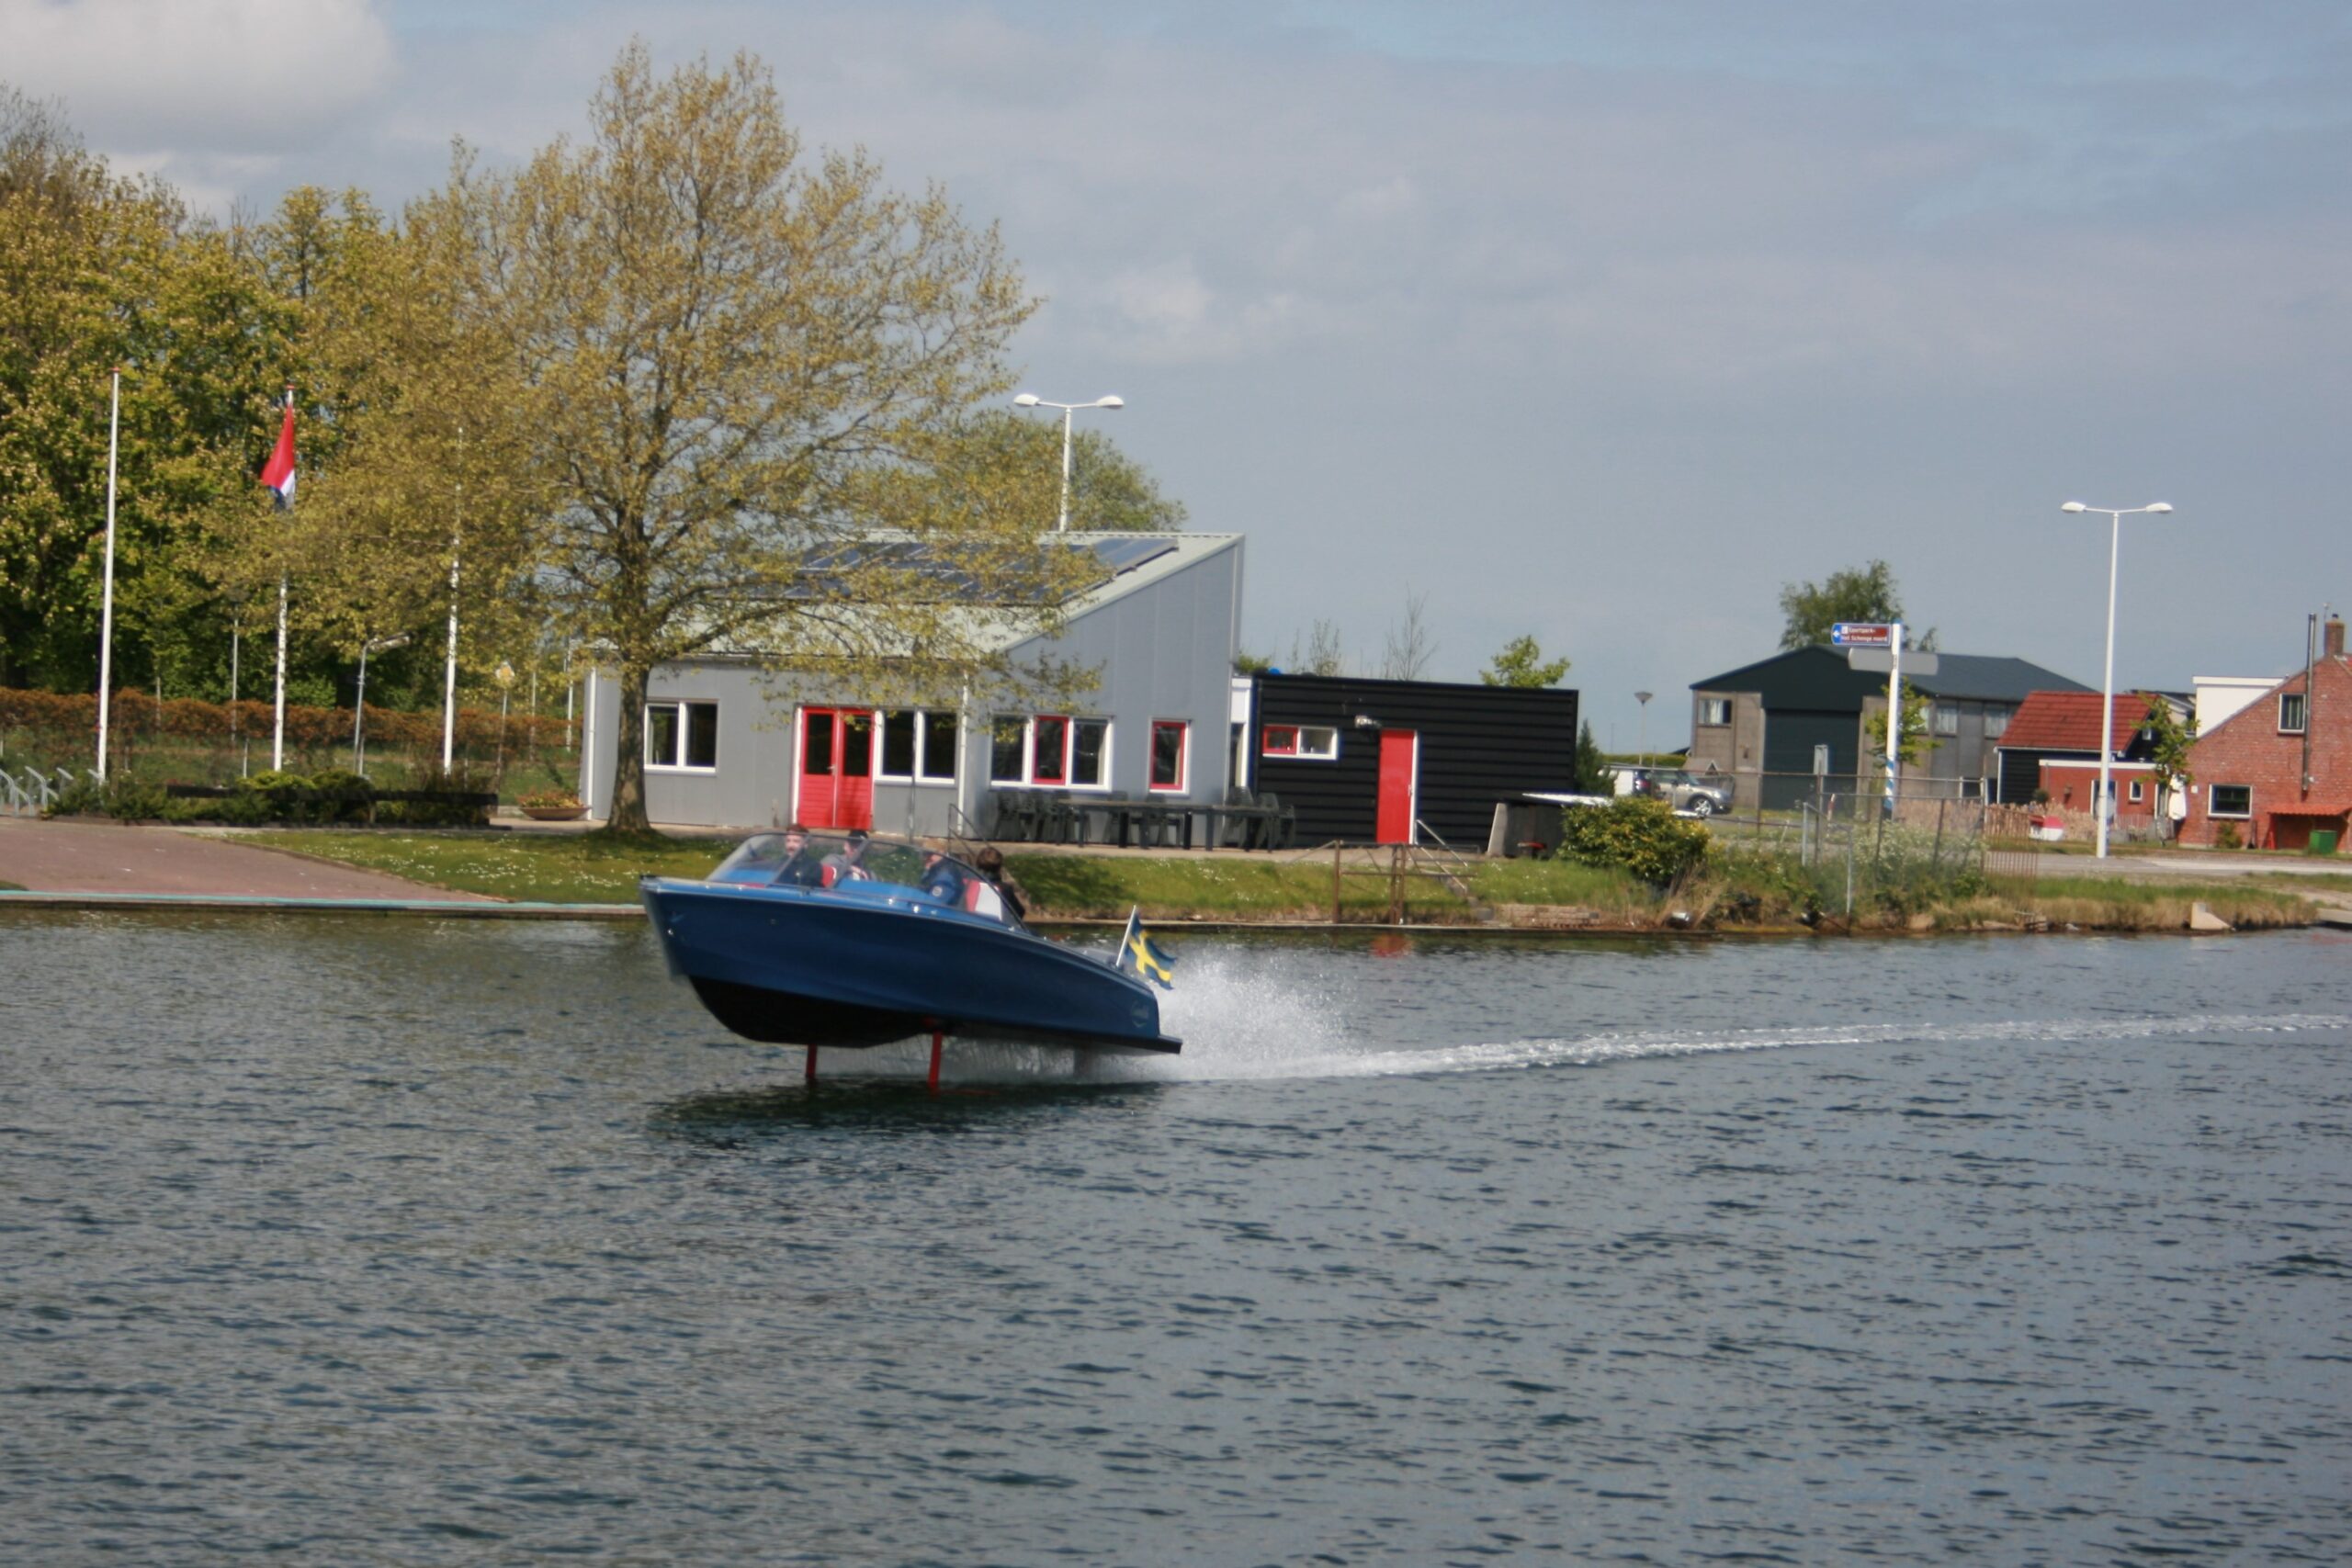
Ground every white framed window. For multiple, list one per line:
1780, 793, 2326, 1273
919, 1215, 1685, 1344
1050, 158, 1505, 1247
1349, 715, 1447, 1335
876, 708, 960, 784
1984, 707, 2010, 739
1070, 717, 1110, 787
646, 700, 718, 771
1148, 719, 1189, 793
1261, 723, 1339, 760
2279, 692, 2307, 734
1933, 703, 1961, 737
988, 714, 1112, 788
989, 715, 1026, 784
2209, 784, 2252, 818
1697, 697, 1731, 728
2129, 778, 2144, 804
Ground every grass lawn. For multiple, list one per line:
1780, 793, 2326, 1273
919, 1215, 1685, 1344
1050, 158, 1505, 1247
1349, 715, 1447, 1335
2016, 875, 2317, 930
1008, 852, 1485, 922
239, 829, 2331, 931
250, 829, 734, 904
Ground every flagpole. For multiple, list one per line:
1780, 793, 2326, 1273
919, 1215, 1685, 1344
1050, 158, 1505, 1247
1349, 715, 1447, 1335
269, 385, 292, 771
96, 367, 121, 782
441, 426, 463, 772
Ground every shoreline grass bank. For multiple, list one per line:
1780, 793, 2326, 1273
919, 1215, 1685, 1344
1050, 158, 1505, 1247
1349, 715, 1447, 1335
231, 829, 2327, 934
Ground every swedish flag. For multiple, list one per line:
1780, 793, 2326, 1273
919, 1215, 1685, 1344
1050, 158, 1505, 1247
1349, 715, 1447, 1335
1116, 908, 1176, 989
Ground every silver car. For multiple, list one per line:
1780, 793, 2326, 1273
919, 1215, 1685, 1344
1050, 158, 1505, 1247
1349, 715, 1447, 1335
1636, 768, 1734, 817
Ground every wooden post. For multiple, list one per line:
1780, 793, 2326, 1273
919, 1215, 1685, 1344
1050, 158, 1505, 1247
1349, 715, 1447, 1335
927, 1028, 944, 1093
804, 1044, 818, 1084
1332, 840, 1343, 926
1389, 844, 1406, 926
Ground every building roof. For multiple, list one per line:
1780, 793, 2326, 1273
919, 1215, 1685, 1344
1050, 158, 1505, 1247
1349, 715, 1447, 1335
674, 531, 1242, 660
1997, 689, 2162, 754
1690, 645, 2089, 707
1909, 655, 2091, 703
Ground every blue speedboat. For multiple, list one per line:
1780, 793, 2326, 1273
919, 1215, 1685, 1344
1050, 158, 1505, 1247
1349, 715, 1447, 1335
640, 831, 1180, 1058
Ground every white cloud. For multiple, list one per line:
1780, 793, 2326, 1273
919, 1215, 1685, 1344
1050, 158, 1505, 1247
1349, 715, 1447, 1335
0, 0, 397, 152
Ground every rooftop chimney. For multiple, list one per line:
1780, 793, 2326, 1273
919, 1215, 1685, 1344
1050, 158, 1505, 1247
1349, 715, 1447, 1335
2327, 615, 2346, 660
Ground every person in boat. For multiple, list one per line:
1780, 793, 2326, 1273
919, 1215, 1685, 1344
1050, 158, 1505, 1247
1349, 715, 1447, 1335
820, 829, 874, 887
919, 848, 968, 905
771, 823, 825, 887
972, 845, 1027, 922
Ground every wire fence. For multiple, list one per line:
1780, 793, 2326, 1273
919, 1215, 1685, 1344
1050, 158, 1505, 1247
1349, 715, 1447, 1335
1718, 788, 2020, 918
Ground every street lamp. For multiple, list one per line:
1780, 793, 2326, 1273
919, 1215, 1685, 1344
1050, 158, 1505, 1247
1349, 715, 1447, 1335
1012, 392, 1124, 531
352, 633, 412, 774
1634, 691, 1654, 768
2062, 500, 2174, 859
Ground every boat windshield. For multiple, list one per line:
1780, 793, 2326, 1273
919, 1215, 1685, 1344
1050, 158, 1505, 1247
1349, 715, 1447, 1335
708, 832, 1019, 925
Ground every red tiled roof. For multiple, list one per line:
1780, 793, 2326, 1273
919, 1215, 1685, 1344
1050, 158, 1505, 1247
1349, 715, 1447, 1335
1998, 690, 2160, 753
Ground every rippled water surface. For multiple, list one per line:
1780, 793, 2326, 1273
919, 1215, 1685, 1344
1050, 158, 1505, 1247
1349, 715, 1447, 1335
5, 915, 2350, 1564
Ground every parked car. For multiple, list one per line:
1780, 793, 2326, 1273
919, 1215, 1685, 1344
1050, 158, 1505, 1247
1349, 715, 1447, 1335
1632, 768, 1734, 817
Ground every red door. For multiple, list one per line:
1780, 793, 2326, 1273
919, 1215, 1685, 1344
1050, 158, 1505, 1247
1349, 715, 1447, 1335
1375, 728, 1418, 844
797, 707, 875, 829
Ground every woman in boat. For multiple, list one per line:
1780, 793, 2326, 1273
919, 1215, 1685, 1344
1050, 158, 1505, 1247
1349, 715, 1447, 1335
820, 830, 874, 887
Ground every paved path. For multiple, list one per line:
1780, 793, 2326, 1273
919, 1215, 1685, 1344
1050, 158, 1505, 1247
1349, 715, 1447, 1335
0, 817, 495, 901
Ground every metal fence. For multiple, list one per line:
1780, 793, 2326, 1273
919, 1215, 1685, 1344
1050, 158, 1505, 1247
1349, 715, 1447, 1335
1721, 788, 2010, 918
0, 764, 76, 817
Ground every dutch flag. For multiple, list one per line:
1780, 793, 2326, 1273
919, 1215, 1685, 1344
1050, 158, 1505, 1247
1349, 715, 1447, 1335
257, 393, 296, 510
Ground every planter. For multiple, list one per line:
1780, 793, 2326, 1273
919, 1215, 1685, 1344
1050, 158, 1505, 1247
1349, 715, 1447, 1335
521, 803, 587, 821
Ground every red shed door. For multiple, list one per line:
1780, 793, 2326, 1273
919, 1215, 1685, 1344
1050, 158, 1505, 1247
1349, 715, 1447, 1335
1375, 728, 1419, 844
797, 707, 875, 829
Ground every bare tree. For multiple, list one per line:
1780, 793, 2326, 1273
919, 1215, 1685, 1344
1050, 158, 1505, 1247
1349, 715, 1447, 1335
1378, 592, 1436, 681
1289, 618, 1344, 676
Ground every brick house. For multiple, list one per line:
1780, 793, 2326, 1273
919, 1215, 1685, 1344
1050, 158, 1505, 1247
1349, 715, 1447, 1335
1991, 689, 2177, 817
2179, 615, 2351, 851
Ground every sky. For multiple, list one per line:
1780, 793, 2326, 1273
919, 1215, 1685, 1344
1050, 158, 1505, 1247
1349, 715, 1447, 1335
7, 0, 2348, 750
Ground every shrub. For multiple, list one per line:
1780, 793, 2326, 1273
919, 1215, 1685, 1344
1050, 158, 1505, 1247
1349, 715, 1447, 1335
307, 769, 376, 824
2215, 822, 2241, 851
1555, 796, 1712, 886
43, 777, 105, 818
383, 762, 493, 827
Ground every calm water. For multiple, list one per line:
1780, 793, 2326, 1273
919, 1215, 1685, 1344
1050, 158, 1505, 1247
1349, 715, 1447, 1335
4, 914, 2350, 1565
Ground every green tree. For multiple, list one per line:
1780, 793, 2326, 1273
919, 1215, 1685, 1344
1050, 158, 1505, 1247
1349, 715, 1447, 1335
927, 409, 1184, 533
1777, 559, 1935, 651
1573, 717, 1608, 793
1481, 634, 1569, 688
1861, 679, 1932, 766
447, 44, 1089, 832
2136, 692, 2198, 789
0, 89, 279, 694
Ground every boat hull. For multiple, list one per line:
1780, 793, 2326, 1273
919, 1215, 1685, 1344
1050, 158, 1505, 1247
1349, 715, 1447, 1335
640, 877, 1180, 1054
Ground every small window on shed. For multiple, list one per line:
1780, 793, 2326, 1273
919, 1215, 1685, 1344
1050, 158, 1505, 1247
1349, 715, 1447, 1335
1697, 697, 1731, 728
1294, 726, 1339, 760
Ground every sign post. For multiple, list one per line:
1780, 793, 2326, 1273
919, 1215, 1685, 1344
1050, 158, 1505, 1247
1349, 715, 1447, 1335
1832, 622, 1904, 813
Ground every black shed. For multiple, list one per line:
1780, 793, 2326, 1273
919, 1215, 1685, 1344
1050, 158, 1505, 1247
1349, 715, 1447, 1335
1245, 673, 1580, 848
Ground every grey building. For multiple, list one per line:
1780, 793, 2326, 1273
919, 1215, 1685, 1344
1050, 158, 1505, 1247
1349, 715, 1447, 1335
580, 533, 1244, 834
1688, 647, 2089, 809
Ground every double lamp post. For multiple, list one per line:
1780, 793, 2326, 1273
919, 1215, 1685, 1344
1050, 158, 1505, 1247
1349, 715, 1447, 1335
2063, 500, 2173, 859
